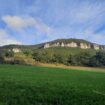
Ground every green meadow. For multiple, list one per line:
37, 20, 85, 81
0, 65, 105, 105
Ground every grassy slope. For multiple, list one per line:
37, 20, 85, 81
0, 65, 105, 105
48, 38, 93, 45
37, 47, 98, 57
0, 39, 100, 56
36, 62, 105, 72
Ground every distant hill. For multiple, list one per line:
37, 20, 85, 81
0, 38, 105, 54
43, 38, 105, 50
0, 38, 105, 67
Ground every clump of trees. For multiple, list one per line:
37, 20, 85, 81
0, 51, 25, 65
32, 51, 67, 64
0, 53, 4, 64
33, 51, 105, 67
89, 52, 105, 67
1, 49, 105, 67
4, 51, 14, 57
67, 52, 93, 66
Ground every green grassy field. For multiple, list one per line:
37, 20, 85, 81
0, 65, 105, 105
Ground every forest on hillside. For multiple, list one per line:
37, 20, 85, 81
0, 48, 105, 67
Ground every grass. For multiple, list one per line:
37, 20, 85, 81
0, 64, 105, 105
39, 47, 97, 56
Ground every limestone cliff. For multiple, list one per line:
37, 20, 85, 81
43, 39, 105, 50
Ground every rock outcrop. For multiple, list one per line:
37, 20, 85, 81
12, 48, 21, 53
93, 44, 100, 50
44, 43, 50, 48
79, 43, 91, 49
67, 42, 78, 48
44, 40, 105, 51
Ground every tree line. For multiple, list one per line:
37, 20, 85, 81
0, 50, 105, 67
33, 51, 105, 67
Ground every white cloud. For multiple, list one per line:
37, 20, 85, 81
89, 34, 105, 45
1, 1, 105, 45
0, 29, 21, 46
2, 16, 52, 34
2, 16, 34, 31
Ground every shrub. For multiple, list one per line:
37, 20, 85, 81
88, 51, 105, 67
0, 54, 4, 64
5, 51, 14, 57
67, 54, 77, 65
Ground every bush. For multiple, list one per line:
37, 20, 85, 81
5, 51, 14, 57
67, 54, 78, 65
51, 54, 64, 63
89, 56, 100, 67
33, 52, 42, 62
23, 51, 30, 56
0, 54, 4, 64
77, 52, 92, 66
32, 50, 105, 67
89, 51, 105, 67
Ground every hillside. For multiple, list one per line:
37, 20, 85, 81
0, 38, 105, 52
0, 38, 105, 67
0, 38, 104, 57
43, 38, 105, 50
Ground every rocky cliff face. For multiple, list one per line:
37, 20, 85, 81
44, 41, 105, 50
12, 48, 21, 53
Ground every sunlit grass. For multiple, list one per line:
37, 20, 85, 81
0, 64, 105, 105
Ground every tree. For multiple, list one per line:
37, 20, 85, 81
33, 52, 42, 62
23, 51, 30, 56
5, 51, 14, 57
89, 51, 105, 67
95, 51, 105, 66
0, 53, 4, 64
67, 54, 77, 65
51, 54, 64, 63
89, 56, 100, 67
77, 52, 92, 66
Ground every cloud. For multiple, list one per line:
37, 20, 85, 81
0, 29, 21, 46
2, 16, 34, 31
0, 0, 105, 45
1, 15, 53, 45
88, 34, 105, 45
2, 16, 52, 34
42, 0, 105, 44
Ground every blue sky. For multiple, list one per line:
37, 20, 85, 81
0, 0, 105, 45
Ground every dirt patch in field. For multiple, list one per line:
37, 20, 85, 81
34, 62, 105, 73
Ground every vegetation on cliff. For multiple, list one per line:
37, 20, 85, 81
0, 38, 105, 67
